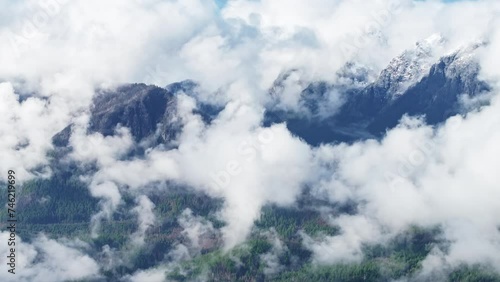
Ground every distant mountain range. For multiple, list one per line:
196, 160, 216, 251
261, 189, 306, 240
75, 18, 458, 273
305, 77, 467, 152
30, 35, 499, 282
53, 36, 491, 148
266, 37, 490, 145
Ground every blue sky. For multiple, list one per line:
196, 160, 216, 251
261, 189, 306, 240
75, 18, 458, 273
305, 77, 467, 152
215, 0, 228, 8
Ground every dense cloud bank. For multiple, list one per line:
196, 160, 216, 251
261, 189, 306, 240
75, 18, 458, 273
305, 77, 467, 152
0, 233, 100, 282
1, 0, 500, 280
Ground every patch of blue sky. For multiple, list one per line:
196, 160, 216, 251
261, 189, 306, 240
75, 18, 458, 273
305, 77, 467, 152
215, 0, 228, 9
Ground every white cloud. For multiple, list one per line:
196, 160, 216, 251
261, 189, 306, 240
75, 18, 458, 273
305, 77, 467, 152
2, 0, 500, 276
0, 82, 69, 181
259, 229, 288, 276
178, 209, 217, 252
130, 195, 156, 246
0, 233, 100, 282
168, 98, 313, 248
305, 92, 500, 268
125, 267, 166, 282
302, 215, 385, 264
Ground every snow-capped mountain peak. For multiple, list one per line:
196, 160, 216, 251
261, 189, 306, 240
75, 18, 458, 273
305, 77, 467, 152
375, 34, 446, 97
443, 41, 486, 79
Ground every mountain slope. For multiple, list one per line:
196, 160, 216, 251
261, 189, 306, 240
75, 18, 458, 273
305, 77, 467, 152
53, 84, 180, 148
368, 48, 490, 134
265, 40, 490, 145
89, 84, 178, 142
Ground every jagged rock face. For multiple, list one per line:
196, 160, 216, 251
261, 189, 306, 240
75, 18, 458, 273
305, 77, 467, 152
375, 34, 446, 97
165, 79, 198, 95
53, 81, 225, 149
368, 53, 490, 134
265, 41, 491, 145
53, 39, 492, 148
89, 84, 179, 143
336, 35, 448, 125
53, 84, 180, 147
